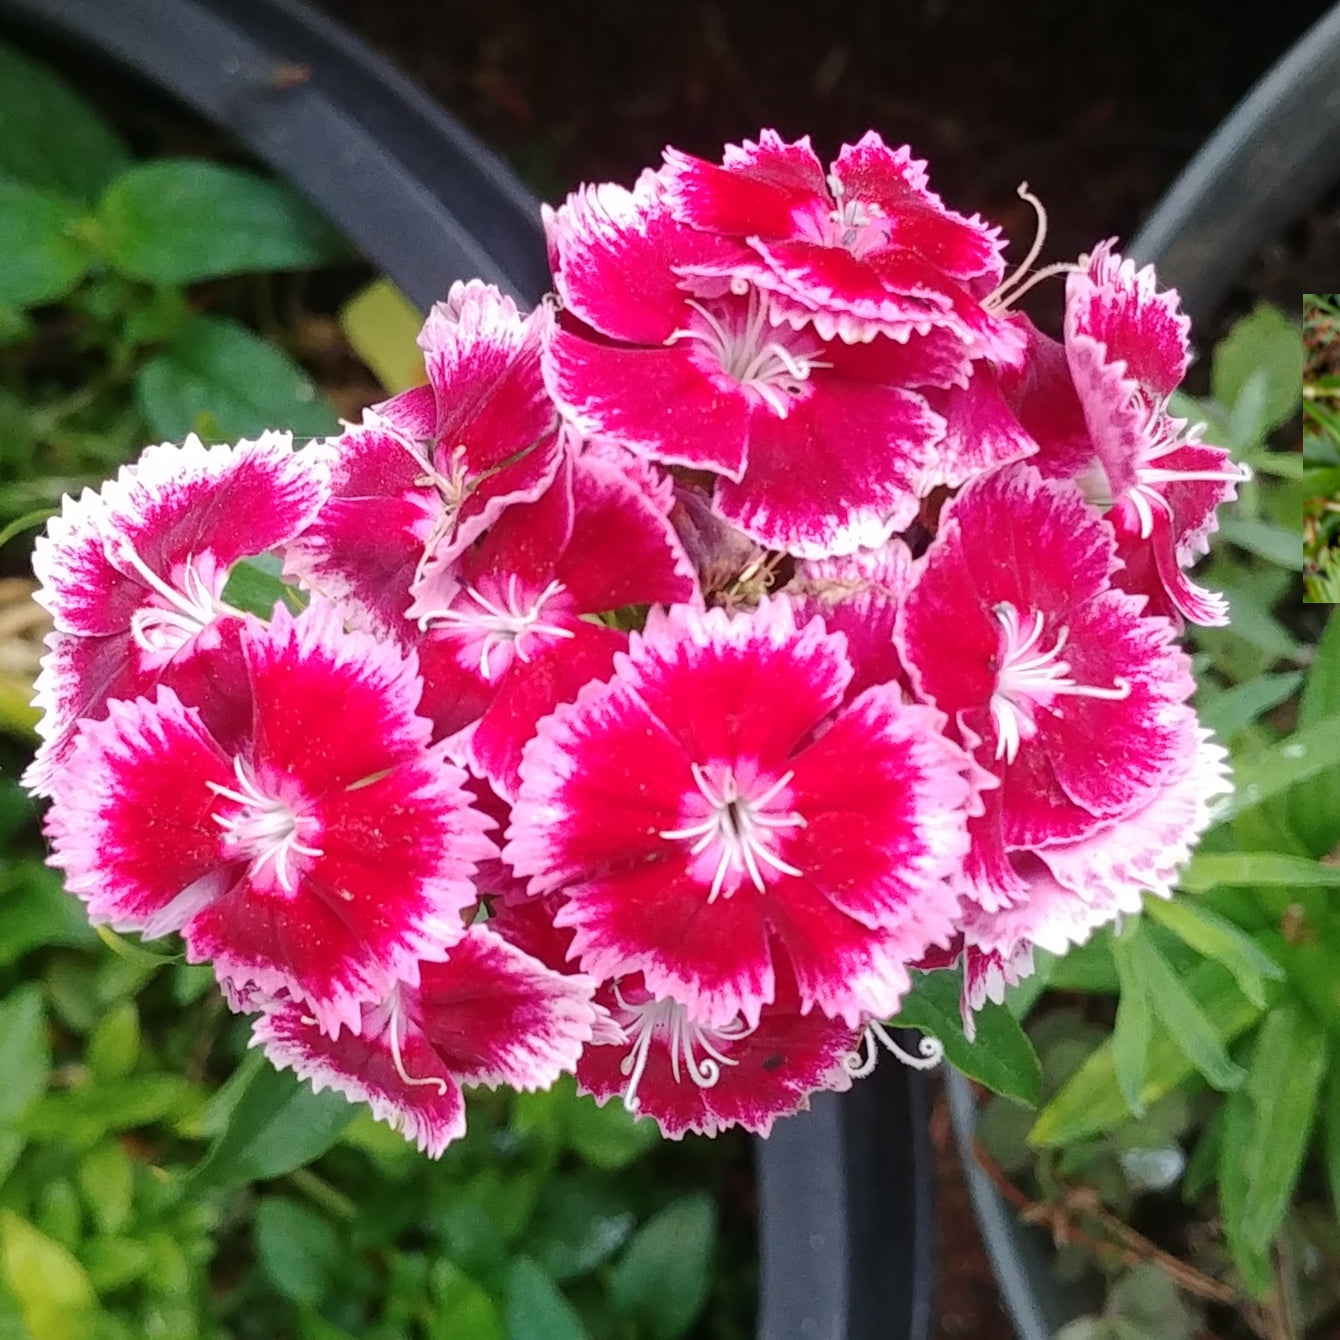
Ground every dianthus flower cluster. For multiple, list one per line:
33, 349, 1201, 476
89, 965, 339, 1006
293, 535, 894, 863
26, 130, 1241, 1154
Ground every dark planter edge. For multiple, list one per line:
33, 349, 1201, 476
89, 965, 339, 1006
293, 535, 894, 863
947, 6, 1340, 1337
0, 3, 938, 1337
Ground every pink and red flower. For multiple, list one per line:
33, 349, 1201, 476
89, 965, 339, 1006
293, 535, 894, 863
544, 169, 954, 558
505, 598, 972, 1028
45, 601, 494, 1035
27, 432, 329, 794
253, 924, 600, 1156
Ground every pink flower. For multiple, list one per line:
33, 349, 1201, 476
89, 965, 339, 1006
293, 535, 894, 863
253, 924, 600, 1156
896, 465, 1198, 909
504, 599, 971, 1028
410, 447, 698, 797
543, 170, 952, 558
45, 601, 494, 1035
1063, 242, 1248, 625
957, 723, 1230, 1027
660, 130, 1022, 360
26, 432, 328, 795
575, 964, 855, 1139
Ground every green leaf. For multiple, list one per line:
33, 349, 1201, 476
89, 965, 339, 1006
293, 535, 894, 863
1128, 931, 1245, 1091
187, 1062, 354, 1189
339, 279, 426, 393
1179, 851, 1340, 891
1030, 962, 1263, 1147
565, 1091, 660, 1171
1212, 303, 1303, 433
1236, 1004, 1326, 1254
1287, 609, 1340, 853
1325, 1063, 1340, 1221
610, 1195, 716, 1340
1198, 671, 1304, 742
504, 1257, 590, 1340
0, 1210, 96, 1340
76, 1144, 134, 1238
98, 160, 347, 284
0, 985, 50, 1125
1217, 1086, 1271, 1297
1142, 897, 1283, 1008
0, 183, 91, 307
254, 1196, 340, 1308
892, 969, 1042, 1107
86, 1001, 140, 1082
525, 1174, 636, 1283
427, 1261, 503, 1340
1215, 516, 1303, 570
1110, 928, 1152, 1117
135, 314, 338, 444
0, 42, 130, 202
1216, 709, 1340, 823
221, 554, 293, 619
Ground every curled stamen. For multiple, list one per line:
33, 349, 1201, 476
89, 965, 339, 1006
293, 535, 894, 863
984, 183, 1080, 313
106, 535, 232, 654
386, 994, 450, 1096
844, 1021, 944, 1078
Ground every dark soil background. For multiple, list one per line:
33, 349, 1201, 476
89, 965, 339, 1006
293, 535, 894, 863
309, 2, 1329, 1337
308, 2, 1329, 1337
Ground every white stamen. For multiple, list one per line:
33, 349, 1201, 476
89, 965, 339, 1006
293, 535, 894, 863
989, 603, 1131, 765
611, 983, 756, 1113
106, 534, 230, 656
384, 988, 450, 1095
984, 183, 1079, 313
666, 292, 827, 418
208, 757, 322, 893
844, 1021, 945, 1078
660, 763, 805, 902
419, 574, 575, 678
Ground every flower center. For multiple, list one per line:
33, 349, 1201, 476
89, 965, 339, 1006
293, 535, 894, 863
208, 757, 323, 894
667, 291, 826, 417
419, 574, 576, 681
660, 762, 806, 902
106, 533, 231, 665
611, 982, 756, 1113
407, 441, 472, 584
988, 602, 1131, 765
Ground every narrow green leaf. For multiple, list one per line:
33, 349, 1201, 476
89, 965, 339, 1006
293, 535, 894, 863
1198, 671, 1303, 741
0, 507, 56, 551
1129, 932, 1245, 1091
1142, 897, 1283, 1007
136, 314, 338, 443
504, 1257, 590, 1340
1287, 609, 1340, 852
1217, 1086, 1271, 1297
1216, 709, 1340, 822
1215, 516, 1304, 570
1179, 851, 1340, 891
99, 160, 347, 284
1325, 1063, 1340, 1222
1110, 928, 1152, 1117
1030, 962, 1263, 1147
0, 41, 130, 202
188, 1062, 354, 1189
0, 182, 91, 307
610, 1195, 716, 1340
1238, 1004, 1326, 1254
892, 969, 1042, 1107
